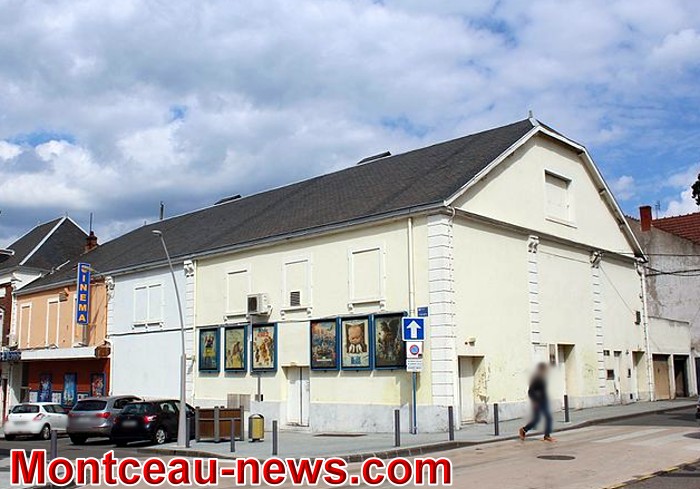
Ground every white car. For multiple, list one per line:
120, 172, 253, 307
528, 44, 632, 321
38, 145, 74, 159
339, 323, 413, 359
4, 403, 68, 440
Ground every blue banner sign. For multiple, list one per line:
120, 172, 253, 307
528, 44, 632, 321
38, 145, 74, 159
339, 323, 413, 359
75, 263, 91, 325
0, 351, 21, 362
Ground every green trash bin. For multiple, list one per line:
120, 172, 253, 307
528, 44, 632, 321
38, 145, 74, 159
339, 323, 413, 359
249, 413, 265, 442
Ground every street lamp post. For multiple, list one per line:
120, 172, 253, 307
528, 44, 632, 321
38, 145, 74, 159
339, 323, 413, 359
152, 230, 188, 447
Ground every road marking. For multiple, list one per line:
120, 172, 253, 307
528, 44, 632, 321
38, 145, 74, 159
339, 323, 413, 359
631, 432, 687, 447
593, 428, 667, 444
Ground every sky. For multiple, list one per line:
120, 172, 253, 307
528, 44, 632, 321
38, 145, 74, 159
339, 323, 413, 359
1, 0, 700, 244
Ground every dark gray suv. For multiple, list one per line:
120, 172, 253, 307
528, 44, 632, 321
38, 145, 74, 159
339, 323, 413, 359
67, 395, 141, 444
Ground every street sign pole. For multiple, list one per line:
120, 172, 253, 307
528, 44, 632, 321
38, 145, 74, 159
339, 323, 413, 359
411, 371, 417, 434
403, 319, 425, 436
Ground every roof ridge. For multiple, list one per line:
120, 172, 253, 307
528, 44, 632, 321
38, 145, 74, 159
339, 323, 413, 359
2, 216, 63, 250
19, 217, 67, 266
653, 211, 700, 221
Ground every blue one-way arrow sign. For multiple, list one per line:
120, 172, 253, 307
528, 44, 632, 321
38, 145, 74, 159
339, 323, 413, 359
402, 317, 425, 341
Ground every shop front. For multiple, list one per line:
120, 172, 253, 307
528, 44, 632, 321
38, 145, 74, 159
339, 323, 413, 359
18, 347, 111, 409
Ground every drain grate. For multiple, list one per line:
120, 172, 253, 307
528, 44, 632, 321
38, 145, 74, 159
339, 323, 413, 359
537, 455, 575, 461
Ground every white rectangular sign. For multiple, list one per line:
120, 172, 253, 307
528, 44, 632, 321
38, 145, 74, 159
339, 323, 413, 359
407, 358, 423, 372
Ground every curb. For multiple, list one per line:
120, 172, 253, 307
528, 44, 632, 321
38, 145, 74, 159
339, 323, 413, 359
138, 402, 695, 462
602, 460, 697, 488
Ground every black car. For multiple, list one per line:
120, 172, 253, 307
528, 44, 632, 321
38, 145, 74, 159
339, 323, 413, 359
110, 399, 194, 446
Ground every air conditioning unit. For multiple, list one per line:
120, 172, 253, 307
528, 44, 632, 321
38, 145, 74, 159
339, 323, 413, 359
247, 293, 271, 315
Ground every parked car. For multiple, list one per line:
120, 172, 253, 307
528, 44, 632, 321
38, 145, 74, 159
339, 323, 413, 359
67, 395, 141, 445
4, 403, 68, 440
110, 399, 194, 446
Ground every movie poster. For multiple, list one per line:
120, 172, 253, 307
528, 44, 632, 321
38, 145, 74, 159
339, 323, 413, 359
310, 320, 338, 370
199, 328, 220, 372
224, 326, 246, 372
63, 373, 78, 407
341, 317, 370, 369
90, 373, 105, 397
38, 374, 52, 402
373, 315, 406, 369
252, 324, 276, 371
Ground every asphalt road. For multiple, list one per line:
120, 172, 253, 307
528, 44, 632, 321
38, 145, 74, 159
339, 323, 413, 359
623, 460, 700, 489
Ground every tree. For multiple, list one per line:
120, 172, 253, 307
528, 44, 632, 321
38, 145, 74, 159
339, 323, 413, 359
693, 173, 700, 206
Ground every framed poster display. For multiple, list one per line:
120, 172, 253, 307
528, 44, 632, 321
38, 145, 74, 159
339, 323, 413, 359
310, 319, 339, 370
341, 317, 371, 370
224, 325, 247, 372
252, 324, 277, 372
199, 328, 221, 372
373, 314, 406, 369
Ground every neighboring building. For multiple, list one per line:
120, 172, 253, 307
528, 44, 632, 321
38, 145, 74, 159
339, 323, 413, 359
18, 234, 198, 406
0, 217, 88, 420
627, 207, 700, 394
11, 275, 110, 408
15, 119, 694, 433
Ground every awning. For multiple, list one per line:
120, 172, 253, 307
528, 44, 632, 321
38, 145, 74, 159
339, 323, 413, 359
19, 346, 99, 361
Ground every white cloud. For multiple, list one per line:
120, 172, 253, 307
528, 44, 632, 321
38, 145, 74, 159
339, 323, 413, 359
661, 162, 700, 216
611, 175, 636, 201
662, 188, 699, 216
650, 28, 700, 69
0, 141, 22, 161
0, 0, 699, 241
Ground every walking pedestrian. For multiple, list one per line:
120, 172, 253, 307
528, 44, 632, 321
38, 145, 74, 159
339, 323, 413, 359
519, 362, 556, 442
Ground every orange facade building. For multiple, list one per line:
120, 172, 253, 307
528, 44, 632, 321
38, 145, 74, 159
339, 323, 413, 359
10, 277, 110, 411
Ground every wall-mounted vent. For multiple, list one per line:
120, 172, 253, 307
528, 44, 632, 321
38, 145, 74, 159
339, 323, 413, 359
635, 310, 642, 325
289, 290, 301, 307
357, 151, 391, 165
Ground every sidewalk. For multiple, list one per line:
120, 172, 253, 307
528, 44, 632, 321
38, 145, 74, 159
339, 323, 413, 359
140, 399, 695, 461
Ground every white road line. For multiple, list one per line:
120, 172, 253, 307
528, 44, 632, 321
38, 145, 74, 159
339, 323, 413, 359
593, 428, 668, 444
632, 432, 690, 447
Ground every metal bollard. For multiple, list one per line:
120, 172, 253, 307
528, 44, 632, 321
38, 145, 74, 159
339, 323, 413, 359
564, 395, 570, 423
230, 419, 236, 453
448, 406, 455, 442
186, 416, 191, 448
394, 409, 401, 447
50, 429, 58, 461
214, 406, 220, 443
272, 420, 278, 456
195, 407, 201, 442
493, 403, 500, 436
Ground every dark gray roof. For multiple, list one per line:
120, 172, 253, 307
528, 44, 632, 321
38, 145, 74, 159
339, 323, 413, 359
21, 119, 535, 292
0, 217, 87, 274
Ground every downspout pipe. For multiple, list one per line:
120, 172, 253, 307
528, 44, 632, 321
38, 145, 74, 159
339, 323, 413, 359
407, 217, 416, 315
636, 259, 655, 401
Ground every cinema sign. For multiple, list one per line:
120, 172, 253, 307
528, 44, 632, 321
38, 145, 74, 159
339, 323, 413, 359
75, 262, 91, 325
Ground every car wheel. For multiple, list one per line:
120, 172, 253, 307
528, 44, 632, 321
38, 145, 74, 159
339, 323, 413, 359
38, 424, 51, 441
153, 427, 167, 445
70, 435, 87, 445
4, 435, 15, 441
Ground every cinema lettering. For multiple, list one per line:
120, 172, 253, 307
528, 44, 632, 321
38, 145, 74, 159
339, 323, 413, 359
75, 263, 91, 325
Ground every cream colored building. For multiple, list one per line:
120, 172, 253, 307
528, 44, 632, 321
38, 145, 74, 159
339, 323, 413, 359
189, 118, 694, 432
